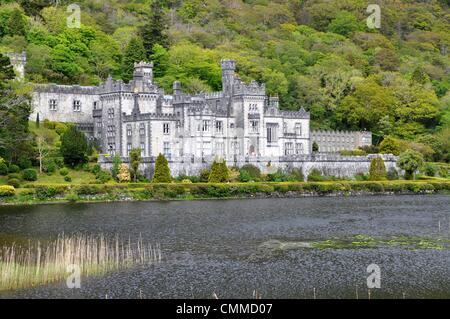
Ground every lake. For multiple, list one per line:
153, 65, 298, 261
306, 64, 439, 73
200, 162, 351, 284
1, 195, 450, 299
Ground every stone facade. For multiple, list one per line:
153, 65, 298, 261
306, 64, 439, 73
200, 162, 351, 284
311, 130, 372, 153
6, 51, 26, 80
30, 58, 394, 178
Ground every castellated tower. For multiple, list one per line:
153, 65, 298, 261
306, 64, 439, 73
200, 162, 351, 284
133, 61, 154, 84
6, 51, 26, 80
221, 59, 236, 97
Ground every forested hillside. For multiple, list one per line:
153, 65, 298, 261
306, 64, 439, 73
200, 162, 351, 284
0, 0, 449, 163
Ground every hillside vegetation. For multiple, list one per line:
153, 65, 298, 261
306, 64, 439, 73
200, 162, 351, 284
0, 0, 449, 163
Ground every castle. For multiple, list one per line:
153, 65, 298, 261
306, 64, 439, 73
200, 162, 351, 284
29, 58, 396, 178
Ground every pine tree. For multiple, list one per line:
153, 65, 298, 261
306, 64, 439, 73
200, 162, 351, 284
121, 37, 147, 82
0, 54, 15, 84
60, 126, 89, 167
152, 153, 171, 183
129, 147, 142, 182
208, 159, 229, 183
111, 155, 122, 181
139, 0, 168, 59
36, 113, 40, 128
312, 141, 319, 152
369, 156, 387, 181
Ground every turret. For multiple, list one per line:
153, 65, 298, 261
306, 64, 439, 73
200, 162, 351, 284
221, 59, 236, 96
133, 61, 153, 84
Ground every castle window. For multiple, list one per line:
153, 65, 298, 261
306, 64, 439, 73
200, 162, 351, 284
140, 142, 145, 155
107, 125, 116, 137
250, 120, 259, 133
284, 142, 294, 156
163, 123, 170, 134
49, 99, 58, 111
108, 143, 116, 155
283, 122, 287, 134
127, 143, 132, 156
231, 141, 240, 155
216, 142, 225, 157
163, 142, 171, 158
295, 123, 302, 136
295, 143, 304, 155
108, 108, 114, 119
215, 121, 223, 133
230, 123, 235, 129
73, 100, 81, 112
202, 120, 210, 132
127, 124, 132, 137
203, 142, 211, 156
267, 123, 278, 143
139, 123, 145, 136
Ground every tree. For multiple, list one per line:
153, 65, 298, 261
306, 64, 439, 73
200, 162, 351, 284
7, 9, 26, 36
209, 159, 229, 183
369, 157, 387, 181
118, 163, 131, 183
60, 126, 89, 167
36, 135, 50, 173
397, 150, 424, 180
152, 153, 171, 183
140, 0, 168, 59
111, 154, 122, 181
121, 37, 147, 82
327, 11, 362, 37
129, 147, 142, 182
379, 136, 401, 155
312, 141, 319, 152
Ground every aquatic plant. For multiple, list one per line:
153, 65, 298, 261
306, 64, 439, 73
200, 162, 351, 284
0, 234, 161, 291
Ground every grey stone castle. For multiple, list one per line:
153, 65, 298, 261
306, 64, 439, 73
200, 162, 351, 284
29, 58, 396, 178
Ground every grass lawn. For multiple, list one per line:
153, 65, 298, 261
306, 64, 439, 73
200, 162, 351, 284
28, 169, 99, 185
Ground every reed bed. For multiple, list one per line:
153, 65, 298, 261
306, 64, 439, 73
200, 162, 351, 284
0, 234, 161, 291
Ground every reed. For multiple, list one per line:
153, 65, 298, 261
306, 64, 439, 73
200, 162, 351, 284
0, 233, 161, 291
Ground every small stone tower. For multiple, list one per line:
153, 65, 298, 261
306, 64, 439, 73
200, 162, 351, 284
133, 61, 154, 84
221, 59, 236, 96
6, 51, 26, 80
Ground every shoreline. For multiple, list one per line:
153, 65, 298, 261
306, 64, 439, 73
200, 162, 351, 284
1, 180, 449, 206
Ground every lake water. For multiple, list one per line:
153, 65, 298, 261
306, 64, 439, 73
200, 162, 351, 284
1, 195, 450, 299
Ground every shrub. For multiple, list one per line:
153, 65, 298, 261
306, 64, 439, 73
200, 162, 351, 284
239, 169, 252, 182
208, 160, 229, 183
59, 167, 69, 176
96, 170, 112, 183
111, 155, 122, 181
199, 168, 210, 182
42, 158, 57, 174
55, 122, 68, 135
387, 168, 399, 180
340, 149, 366, 156
354, 172, 369, 181
152, 154, 172, 183
35, 186, 63, 200
7, 178, 20, 188
8, 173, 21, 180
64, 176, 72, 182
422, 163, 438, 177
369, 157, 387, 180
18, 158, 32, 169
0, 185, 15, 197
267, 169, 289, 182
439, 166, 448, 178
380, 136, 401, 155
118, 164, 131, 183
240, 164, 261, 181
91, 164, 101, 175
0, 162, 8, 175
287, 168, 304, 182
8, 164, 19, 173
307, 168, 324, 182
181, 179, 192, 183
60, 126, 89, 167
22, 169, 38, 181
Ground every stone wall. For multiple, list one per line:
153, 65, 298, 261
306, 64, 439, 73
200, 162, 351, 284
99, 154, 398, 180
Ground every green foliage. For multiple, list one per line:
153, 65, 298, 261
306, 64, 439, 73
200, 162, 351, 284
111, 155, 121, 181
199, 168, 210, 182
22, 168, 37, 181
397, 150, 425, 180
387, 168, 399, 180
267, 169, 289, 182
121, 37, 147, 82
307, 168, 324, 182
59, 167, 69, 176
422, 163, 438, 177
42, 158, 57, 174
208, 160, 229, 183
0, 162, 7, 175
129, 148, 142, 182
287, 168, 305, 182
312, 142, 319, 152
380, 136, 401, 156
327, 11, 362, 37
152, 153, 171, 183
7, 178, 20, 188
140, 0, 168, 59
64, 175, 72, 182
239, 164, 261, 181
8, 164, 19, 173
60, 126, 89, 168
369, 157, 387, 181
0, 185, 15, 197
